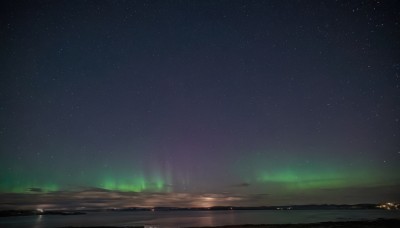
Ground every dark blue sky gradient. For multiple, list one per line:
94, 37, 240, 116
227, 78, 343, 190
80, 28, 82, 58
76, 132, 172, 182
0, 0, 399, 209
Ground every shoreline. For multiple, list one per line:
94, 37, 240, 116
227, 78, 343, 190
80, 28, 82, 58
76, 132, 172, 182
59, 219, 400, 228
187, 219, 400, 227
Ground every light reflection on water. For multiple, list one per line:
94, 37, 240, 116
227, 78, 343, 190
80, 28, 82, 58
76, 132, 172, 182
1, 210, 400, 228
33, 214, 42, 228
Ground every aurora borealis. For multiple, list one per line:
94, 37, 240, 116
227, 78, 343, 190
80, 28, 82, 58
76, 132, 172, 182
1, 0, 400, 209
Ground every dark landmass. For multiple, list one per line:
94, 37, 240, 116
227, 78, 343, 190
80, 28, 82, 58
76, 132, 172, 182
59, 219, 400, 228
0, 210, 85, 217
61, 227, 143, 228
0, 204, 392, 217
187, 219, 400, 228
113, 204, 380, 211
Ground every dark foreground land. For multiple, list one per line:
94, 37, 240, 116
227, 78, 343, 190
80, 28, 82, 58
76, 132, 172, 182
60, 219, 400, 228
189, 219, 400, 227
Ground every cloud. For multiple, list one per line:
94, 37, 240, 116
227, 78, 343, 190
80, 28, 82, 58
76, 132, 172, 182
0, 187, 273, 210
232, 182, 251, 187
3, 183, 399, 210
27, 187, 43, 193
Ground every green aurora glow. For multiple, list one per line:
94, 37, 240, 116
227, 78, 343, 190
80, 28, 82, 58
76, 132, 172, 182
235, 150, 398, 193
0, 168, 170, 193
99, 175, 166, 192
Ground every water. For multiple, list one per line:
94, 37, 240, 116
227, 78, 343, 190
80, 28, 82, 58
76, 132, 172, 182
1, 210, 400, 228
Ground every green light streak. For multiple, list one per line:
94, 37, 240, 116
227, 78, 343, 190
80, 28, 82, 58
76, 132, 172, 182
0, 180, 59, 193
0, 164, 170, 193
100, 176, 147, 192
97, 171, 168, 192
236, 149, 392, 192
0, 166, 60, 193
258, 169, 348, 189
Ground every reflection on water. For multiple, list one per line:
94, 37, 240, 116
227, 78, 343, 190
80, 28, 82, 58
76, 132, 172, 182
33, 214, 42, 228
1, 210, 400, 228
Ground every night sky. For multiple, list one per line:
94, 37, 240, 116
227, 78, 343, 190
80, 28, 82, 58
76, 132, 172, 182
1, 0, 400, 209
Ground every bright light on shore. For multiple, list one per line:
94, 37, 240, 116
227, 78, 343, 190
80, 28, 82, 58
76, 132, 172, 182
377, 202, 399, 210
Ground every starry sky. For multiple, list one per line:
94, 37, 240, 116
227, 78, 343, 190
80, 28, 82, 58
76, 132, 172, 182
1, 0, 400, 209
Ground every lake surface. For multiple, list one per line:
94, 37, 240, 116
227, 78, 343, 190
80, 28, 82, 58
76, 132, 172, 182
1, 210, 400, 228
